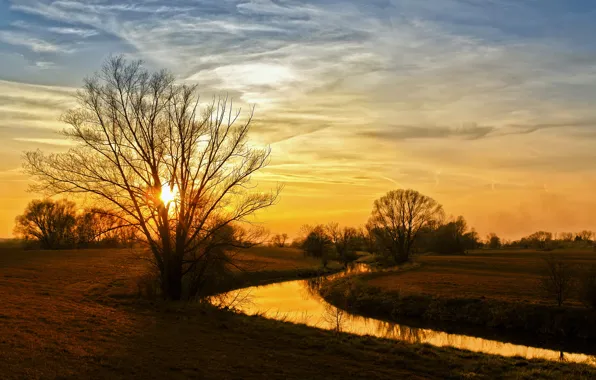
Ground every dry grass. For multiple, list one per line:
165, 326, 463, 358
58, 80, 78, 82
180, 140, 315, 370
2, 246, 596, 379
368, 249, 596, 305
234, 246, 332, 272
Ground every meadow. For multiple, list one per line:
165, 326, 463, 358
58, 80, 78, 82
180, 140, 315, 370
368, 249, 596, 306
3, 246, 596, 379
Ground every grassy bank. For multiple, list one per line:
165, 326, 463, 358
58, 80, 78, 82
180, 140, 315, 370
2, 247, 596, 379
321, 250, 596, 340
200, 246, 344, 295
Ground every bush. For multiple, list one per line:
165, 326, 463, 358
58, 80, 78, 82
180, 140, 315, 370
539, 255, 576, 307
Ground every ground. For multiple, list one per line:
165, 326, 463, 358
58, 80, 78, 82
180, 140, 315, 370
1, 246, 596, 379
367, 249, 596, 306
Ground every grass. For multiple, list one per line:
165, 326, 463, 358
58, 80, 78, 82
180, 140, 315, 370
2, 246, 596, 379
367, 250, 596, 306
205, 246, 344, 295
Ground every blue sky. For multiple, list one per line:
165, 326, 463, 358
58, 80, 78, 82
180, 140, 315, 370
1, 0, 596, 238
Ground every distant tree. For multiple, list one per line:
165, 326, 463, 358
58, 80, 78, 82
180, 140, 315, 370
301, 225, 333, 268
326, 223, 359, 266
23, 57, 279, 300
14, 199, 77, 249
486, 233, 501, 249
368, 189, 444, 263
462, 228, 481, 251
75, 208, 136, 247
540, 255, 576, 307
576, 230, 594, 242
525, 231, 553, 250
361, 223, 380, 254
271, 233, 289, 248
559, 232, 574, 242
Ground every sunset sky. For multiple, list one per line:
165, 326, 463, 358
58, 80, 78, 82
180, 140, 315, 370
1, 0, 596, 239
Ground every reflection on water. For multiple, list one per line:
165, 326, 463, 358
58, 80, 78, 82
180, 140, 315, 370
212, 264, 596, 365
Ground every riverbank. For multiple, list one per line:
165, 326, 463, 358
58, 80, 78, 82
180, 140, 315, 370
320, 251, 596, 340
3, 247, 596, 379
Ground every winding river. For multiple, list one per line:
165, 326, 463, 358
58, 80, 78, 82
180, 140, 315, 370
213, 264, 596, 365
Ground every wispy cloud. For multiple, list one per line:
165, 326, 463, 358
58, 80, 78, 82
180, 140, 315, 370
0, 30, 63, 52
47, 27, 98, 38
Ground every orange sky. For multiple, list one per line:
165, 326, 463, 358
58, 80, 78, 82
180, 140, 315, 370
2, 1, 596, 240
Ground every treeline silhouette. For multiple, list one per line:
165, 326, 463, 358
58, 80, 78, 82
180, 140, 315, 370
485, 230, 594, 250
275, 189, 596, 269
14, 199, 137, 249
283, 189, 481, 267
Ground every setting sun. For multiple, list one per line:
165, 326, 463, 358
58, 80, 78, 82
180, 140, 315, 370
160, 183, 178, 205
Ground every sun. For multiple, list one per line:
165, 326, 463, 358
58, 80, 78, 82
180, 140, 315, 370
160, 183, 178, 204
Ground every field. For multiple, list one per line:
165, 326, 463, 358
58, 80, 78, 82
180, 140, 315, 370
235, 246, 336, 271
367, 249, 596, 306
2, 246, 596, 379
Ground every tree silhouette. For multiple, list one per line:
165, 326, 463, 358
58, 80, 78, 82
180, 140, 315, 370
326, 223, 359, 266
368, 189, 443, 263
540, 254, 576, 307
301, 224, 333, 268
24, 57, 279, 300
486, 233, 501, 249
271, 233, 289, 248
14, 199, 76, 249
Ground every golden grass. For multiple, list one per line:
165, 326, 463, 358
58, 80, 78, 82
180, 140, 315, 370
234, 246, 330, 272
368, 249, 596, 305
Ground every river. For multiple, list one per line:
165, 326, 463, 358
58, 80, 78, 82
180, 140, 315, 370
212, 264, 596, 365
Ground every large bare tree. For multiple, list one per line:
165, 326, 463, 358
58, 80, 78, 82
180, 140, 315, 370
368, 189, 443, 263
24, 57, 279, 299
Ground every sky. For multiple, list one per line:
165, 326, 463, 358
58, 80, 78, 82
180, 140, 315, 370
1, 0, 596, 240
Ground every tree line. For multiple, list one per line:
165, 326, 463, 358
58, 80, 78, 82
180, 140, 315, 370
14, 198, 137, 249
483, 230, 594, 250
275, 189, 481, 267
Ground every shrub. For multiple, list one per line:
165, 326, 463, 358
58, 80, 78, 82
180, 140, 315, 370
539, 255, 576, 307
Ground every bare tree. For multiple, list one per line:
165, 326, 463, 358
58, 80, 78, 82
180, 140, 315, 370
368, 189, 444, 263
525, 231, 553, 250
75, 208, 137, 247
577, 230, 594, 242
540, 255, 576, 307
326, 223, 359, 266
24, 57, 279, 300
323, 304, 345, 335
559, 232, 574, 242
271, 233, 289, 248
361, 223, 379, 254
300, 224, 333, 268
14, 199, 77, 249
486, 233, 501, 249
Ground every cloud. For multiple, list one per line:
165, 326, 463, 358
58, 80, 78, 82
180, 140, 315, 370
0, 30, 64, 53
47, 27, 98, 38
360, 124, 495, 141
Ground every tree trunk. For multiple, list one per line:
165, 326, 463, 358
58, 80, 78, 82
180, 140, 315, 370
162, 254, 183, 300
395, 241, 409, 263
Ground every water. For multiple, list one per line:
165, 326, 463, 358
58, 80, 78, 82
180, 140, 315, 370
212, 264, 596, 365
